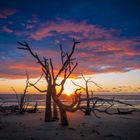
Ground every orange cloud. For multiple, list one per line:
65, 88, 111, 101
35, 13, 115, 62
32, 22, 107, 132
9, 64, 41, 71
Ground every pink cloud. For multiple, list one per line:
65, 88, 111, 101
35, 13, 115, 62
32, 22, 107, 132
30, 20, 139, 58
30, 20, 139, 72
0, 8, 17, 19
2, 25, 13, 33
31, 20, 117, 40
26, 25, 33, 29
0, 20, 140, 79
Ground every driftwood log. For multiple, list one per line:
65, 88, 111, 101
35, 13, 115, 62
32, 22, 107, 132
80, 97, 137, 118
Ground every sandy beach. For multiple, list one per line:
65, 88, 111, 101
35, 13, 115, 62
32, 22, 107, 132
0, 109, 140, 140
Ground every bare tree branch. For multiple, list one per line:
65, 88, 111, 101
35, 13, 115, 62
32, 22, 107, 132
11, 87, 20, 106
29, 83, 47, 93
71, 81, 86, 90
55, 40, 80, 80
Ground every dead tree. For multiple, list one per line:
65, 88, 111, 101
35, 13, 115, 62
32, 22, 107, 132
29, 75, 59, 120
18, 39, 81, 125
11, 72, 30, 114
80, 96, 137, 118
72, 74, 102, 115
72, 76, 137, 117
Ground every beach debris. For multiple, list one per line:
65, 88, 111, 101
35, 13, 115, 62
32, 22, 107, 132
11, 73, 39, 114
24, 137, 34, 140
72, 74, 102, 116
104, 133, 121, 140
11, 72, 31, 114
26, 102, 38, 113
55, 132, 59, 135
81, 122, 87, 126
68, 127, 76, 131
91, 129, 100, 135
79, 94, 138, 118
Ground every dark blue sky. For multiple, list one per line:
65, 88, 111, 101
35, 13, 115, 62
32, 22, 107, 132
0, 0, 140, 36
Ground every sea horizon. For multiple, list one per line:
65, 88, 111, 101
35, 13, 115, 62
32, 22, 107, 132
1, 93, 140, 109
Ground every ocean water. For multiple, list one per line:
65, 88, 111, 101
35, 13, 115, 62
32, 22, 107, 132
0, 93, 140, 109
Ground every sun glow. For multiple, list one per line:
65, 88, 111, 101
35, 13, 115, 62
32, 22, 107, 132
63, 79, 76, 96
0, 70, 140, 94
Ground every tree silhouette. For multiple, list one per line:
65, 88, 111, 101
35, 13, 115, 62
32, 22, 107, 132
18, 39, 81, 125
11, 72, 30, 114
72, 74, 102, 115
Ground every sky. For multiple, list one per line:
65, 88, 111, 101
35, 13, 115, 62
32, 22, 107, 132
0, 0, 140, 94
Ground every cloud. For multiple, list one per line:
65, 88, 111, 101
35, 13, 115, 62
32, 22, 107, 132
0, 20, 140, 78
1, 25, 13, 33
0, 8, 17, 19
0, 60, 41, 79
30, 20, 118, 40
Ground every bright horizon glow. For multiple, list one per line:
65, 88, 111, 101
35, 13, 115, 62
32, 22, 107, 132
0, 69, 140, 95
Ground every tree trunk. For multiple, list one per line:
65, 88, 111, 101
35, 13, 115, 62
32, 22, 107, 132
85, 108, 91, 115
19, 103, 24, 114
45, 87, 52, 122
85, 100, 91, 115
59, 108, 69, 125
85, 83, 91, 115
53, 101, 59, 120
19, 108, 24, 114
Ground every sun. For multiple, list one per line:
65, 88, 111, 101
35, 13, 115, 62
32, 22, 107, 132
63, 80, 76, 96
